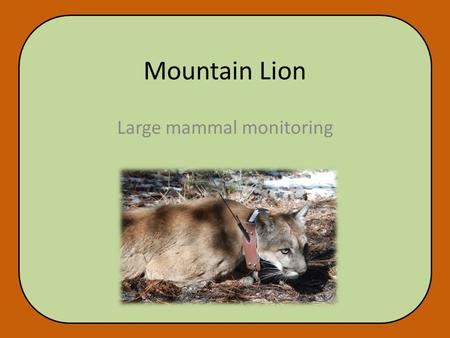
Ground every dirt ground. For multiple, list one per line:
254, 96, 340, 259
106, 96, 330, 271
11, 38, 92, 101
121, 170, 336, 304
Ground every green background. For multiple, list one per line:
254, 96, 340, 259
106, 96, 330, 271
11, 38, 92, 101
20, 16, 430, 323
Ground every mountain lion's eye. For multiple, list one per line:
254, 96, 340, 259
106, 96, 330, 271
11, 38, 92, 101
280, 248, 290, 255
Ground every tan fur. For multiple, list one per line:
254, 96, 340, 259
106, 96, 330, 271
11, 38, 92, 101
121, 198, 308, 284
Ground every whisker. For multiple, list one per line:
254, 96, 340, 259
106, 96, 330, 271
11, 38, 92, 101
260, 272, 281, 278
259, 258, 291, 282
260, 271, 284, 281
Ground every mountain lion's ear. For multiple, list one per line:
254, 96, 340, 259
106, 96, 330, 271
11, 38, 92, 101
294, 203, 309, 225
255, 209, 275, 232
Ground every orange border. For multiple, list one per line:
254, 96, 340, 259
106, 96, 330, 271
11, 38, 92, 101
4, 0, 445, 336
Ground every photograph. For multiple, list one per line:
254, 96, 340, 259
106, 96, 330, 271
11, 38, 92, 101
121, 169, 336, 304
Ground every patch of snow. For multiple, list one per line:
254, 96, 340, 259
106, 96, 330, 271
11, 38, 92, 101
264, 171, 336, 200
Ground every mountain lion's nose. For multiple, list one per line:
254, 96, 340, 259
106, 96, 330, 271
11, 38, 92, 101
297, 266, 307, 275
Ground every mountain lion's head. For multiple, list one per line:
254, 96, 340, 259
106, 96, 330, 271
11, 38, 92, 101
255, 205, 309, 281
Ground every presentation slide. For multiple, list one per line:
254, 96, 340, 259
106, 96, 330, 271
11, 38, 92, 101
19, 16, 430, 323
4, 1, 444, 337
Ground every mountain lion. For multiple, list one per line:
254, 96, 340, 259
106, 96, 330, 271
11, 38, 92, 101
121, 198, 309, 284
